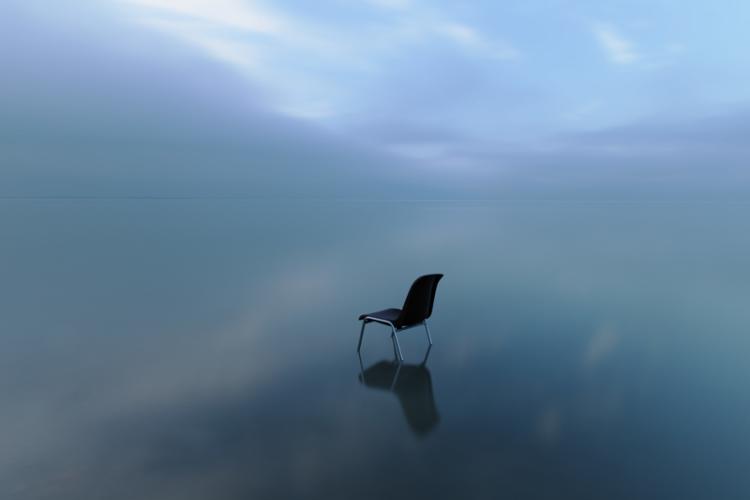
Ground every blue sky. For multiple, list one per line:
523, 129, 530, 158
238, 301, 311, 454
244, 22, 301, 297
117, 0, 750, 142
2, 0, 750, 197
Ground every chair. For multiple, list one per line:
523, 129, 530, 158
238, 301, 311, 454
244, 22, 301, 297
357, 274, 443, 362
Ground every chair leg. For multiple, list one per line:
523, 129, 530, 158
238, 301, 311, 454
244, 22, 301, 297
421, 344, 432, 366
391, 326, 404, 363
424, 320, 433, 346
357, 321, 366, 352
357, 352, 366, 383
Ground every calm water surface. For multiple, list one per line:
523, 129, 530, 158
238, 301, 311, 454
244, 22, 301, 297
1, 200, 749, 499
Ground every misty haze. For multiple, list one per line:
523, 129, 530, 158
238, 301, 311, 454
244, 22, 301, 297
2, 2, 749, 499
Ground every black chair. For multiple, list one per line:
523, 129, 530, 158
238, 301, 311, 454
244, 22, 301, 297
357, 274, 443, 362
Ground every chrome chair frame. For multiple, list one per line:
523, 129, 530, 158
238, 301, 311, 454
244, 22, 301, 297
356, 317, 433, 363
356, 273, 442, 363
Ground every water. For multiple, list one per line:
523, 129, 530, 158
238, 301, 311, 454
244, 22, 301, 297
1, 199, 749, 499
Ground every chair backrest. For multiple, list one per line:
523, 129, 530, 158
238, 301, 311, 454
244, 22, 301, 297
396, 274, 443, 328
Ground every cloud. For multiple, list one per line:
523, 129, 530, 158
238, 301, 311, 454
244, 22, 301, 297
5, 0, 749, 201
592, 22, 639, 64
125, 0, 282, 34
0, 7, 431, 199
138, 17, 260, 69
123, 0, 520, 123
367, 0, 411, 10
561, 109, 750, 152
435, 22, 520, 60
124, 1, 353, 119
563, 100, 602, 123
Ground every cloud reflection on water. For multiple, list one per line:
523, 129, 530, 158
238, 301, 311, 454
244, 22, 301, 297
2, 200, 750, 499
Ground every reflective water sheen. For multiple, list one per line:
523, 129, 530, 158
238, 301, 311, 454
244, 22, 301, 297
1, 200, 749, 500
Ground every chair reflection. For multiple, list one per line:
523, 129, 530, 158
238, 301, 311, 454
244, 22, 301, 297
358, 347, 440, 436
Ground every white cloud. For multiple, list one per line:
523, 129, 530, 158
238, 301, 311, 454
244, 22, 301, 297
138, 17, 260, 69
121, 0, 519, 126
437, 22, 480, 45
593, 22, 639, 64
367, 0, 411, 10
435, 22, 520, 59
125, 0, 282, 34
124, 0, 351, 120
563, 99, 602, 123
124, 0, 342, 56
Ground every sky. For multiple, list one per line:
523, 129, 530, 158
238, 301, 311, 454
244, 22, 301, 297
2, 0, 750, 198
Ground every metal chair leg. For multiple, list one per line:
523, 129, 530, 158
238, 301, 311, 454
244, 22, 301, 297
357, 321, 366, 352
421, 344, 433, 366
357, 352, 366, 383
391, 326, 404, 363
424, 320, 433, 346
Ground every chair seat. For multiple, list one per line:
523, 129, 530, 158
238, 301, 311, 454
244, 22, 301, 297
359, 308, 401, 323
